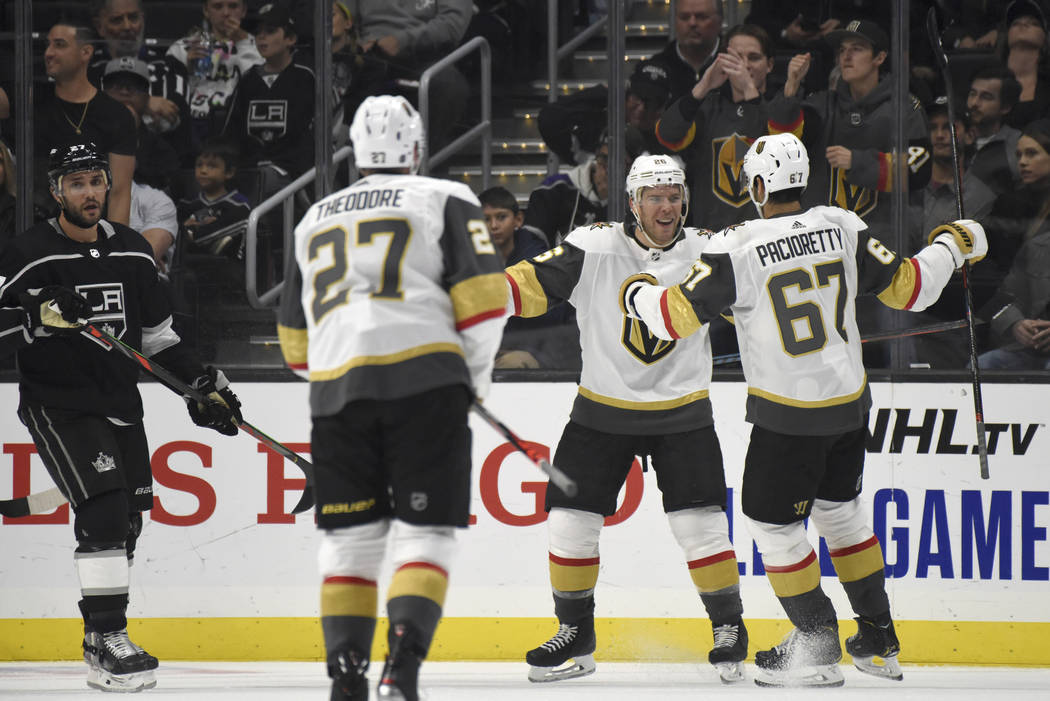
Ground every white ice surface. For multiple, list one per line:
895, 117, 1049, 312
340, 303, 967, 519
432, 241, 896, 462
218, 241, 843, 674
1, 662, 1049, 700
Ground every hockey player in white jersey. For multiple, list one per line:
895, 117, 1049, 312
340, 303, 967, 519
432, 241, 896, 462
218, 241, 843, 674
277, 95, 507, 701
621, 133, 987, 687
507, 156, 748, 685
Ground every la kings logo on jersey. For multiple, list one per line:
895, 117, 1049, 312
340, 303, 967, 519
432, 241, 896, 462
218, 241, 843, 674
621, 316, 676, 365
248, 100, 288, 142
711, 133, 753, 208
92, 451, 116, 473
76, 283, 127, 345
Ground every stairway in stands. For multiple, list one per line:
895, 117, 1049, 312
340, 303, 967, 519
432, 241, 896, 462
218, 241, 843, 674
446, 0, 672, 208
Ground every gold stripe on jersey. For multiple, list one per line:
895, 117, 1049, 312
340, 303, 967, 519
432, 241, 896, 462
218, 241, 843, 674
747, 377, 867, 408
388, 562, 450, 607
876, 257, 922, 310
686, 551, 741, 593
277, 323, 308, 367
310, 342, 464, 382
578, 386, 709, 411
450, 272, 508, 329
665, 286, 702, 339
549, 553, 600, 592
321, 576, 378, 617
765, 550, 821, 598
829, 535, 885, 582
505, 263, 549, 318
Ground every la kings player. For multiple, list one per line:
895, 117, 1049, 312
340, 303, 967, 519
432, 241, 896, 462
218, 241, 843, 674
507, 156, 748, 684
277, 95, 506, 701
0, 143, 241, 693
622, 134, 987, 687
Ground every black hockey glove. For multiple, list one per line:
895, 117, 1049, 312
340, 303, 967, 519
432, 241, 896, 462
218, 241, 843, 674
186, 366, 243, 436
19, 286, 92, 337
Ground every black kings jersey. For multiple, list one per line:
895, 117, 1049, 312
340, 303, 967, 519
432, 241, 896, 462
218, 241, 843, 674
506, 222, 716, 435
630, 206, 958, 435
0, 219, 185, 420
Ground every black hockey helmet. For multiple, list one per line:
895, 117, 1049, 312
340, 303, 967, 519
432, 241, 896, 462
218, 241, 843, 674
47, 142, 111, 193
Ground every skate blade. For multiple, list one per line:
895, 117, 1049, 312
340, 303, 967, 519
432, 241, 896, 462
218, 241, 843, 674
754, 663, 845, 688
715, 661, 745, 684
853, 654, 903, 681
86, 667, 155, 693
527, 654, 596, 683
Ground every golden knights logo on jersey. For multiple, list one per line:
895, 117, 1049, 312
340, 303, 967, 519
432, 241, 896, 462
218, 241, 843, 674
828, 166, 877, 218
621, 315, 676, 364
76, 282, 126, 345
711, 133, 754, 207
248, 99, 288, 142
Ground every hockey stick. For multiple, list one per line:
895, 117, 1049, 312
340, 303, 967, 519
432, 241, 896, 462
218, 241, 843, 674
0, 487, 66, 518
83, 323, 316, 513
927, 7, 991, 479
712, 317, 976, 366
471, 401, 579, 497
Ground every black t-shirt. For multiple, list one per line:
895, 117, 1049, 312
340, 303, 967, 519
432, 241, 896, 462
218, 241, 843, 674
34, 87, 137, 157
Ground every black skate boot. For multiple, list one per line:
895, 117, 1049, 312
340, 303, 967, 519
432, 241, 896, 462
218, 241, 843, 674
709, 619, 748, 683
83, 629, 159, 692
328, 645, 370, 700
525, 617, 596, 683
377, 623, 425, 701
753, 626, 843, 688
846, 615, 903, 681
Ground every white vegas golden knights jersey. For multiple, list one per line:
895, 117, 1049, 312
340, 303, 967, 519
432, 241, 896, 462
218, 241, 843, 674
631, 206, 958, 435
278, 173, 507, 416
506, 221, 715, 435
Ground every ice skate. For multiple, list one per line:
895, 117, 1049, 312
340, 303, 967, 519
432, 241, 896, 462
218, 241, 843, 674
83, 629, 159, 693
709, 619, 748, 683
525, 618, 596, 683
846, 615, 903, 681
328, 645, 369, 700
377, 623, 425, 701
753, 626, 844, 688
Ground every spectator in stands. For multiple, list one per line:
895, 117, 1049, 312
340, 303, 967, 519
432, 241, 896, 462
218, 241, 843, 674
167, 0, 262, 145
331, 1, 364, 146
922, 97, 996, 243
977, 120, 1050, 369
656, 23, 776, 231
649, 0, 723, 101
102, 57, 182, 190
89, 0, 192, 157
967, 65, 1024, 195
131, 179, 178, 274
538, 59, 672, 166
769, 20, 931, 237
346, 0, 472, 155
36, 19, 136, 226
479, 186, 547, 266
525, 127, 646, 247
743, 1, 841, 97
222, 4, 315, 179
177, 138, 251, 258
1000, 0, 1050, 128
0, 139, 15, 247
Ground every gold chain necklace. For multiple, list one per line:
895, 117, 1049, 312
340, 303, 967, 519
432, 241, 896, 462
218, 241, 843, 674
62, 100, 89, 135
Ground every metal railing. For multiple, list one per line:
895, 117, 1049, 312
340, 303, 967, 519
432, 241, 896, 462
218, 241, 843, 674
419, 35, 492, 181
243, 145, 354, 308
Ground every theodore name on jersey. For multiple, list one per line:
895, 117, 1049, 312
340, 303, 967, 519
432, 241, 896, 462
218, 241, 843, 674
311, 187, 406, 222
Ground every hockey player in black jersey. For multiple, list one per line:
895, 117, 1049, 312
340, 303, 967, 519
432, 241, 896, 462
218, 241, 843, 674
0, 143, 242, 693
622, 133, 988, 687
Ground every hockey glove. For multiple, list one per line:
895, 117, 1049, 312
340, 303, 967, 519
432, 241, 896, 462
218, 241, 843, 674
619, 273, 658, 320
928, 219, 987, 268
19, 286, 92, 337
186, 366, 243, 436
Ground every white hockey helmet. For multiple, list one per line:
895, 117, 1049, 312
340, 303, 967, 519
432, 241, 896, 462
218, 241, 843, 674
626, 155, 689, 232
742, 133, 809, 211
349, 95, 425, 174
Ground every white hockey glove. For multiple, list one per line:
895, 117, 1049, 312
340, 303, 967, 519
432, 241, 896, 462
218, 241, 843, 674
19, 286, 92, 337
619, 273, 658, 321
928, 219, 987, 268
